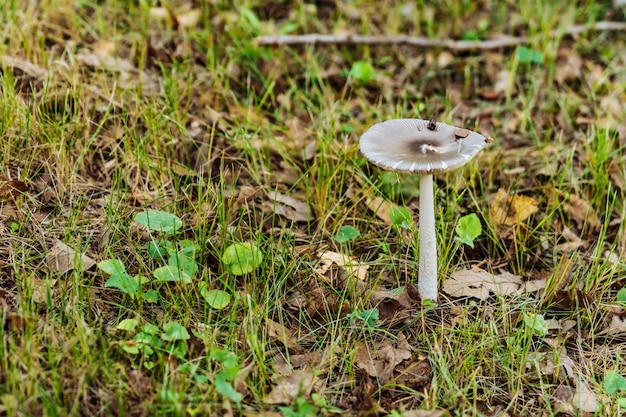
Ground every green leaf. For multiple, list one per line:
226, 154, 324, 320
350, 61, 376, 83
122, 340, 140, 354
523, 312, 548, 337
618, 397, 626, 408
116, 318, 139, 331
159, 389, 181, 403
455, 213, 482, 248
335, 225, 360, 243
604, 370, 626, 395
353, 308, 379, 330
211, 349, 240, 378
141, 323, 160, 335
221, 242, 263, 275
97, 259, 126, 276
153, 265, 193, 284
146, 240, 171, 259
161, 322, 190, 342
389, 206, 413, 229
215, 373, 243, 402
616, 287, 626, 305
104, 273, 141, 296
169, 245, 198, 278
516, 46, 544, 64
133, 210, 182, 235
143, 289, 159, 303
200, 285, 232, 310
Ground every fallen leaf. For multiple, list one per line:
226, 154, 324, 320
268, 191, 313, 222
442, 267, 523, 300
489, 189, 539, 237
266, 368, 323, 405
349, 185, 394, 224
562, 193, 600, 231
315, 251, 368, 281
47, 240, 96, 274
31, 279, 57, 304
369, 285, 416, 321
571, 379, 598, 413
354, 334, 412, 384
265, 318, 303, 354
0, 178, 27, 200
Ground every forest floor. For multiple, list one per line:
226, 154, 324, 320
1, 1, 626, 416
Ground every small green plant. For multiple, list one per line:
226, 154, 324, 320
278, 394, 342, 417
516, 46, 544, 64
604, 370, 626, 395
522, 312, 548, 337
616, 287, 626, 306
199, 283, 232, 309
389, 206, 413, 230
98, 210, 199, 301
335, 225, 360, 243
116, 319, 191, 369
98, 258, 149, 299
348, 308, 379, 330
221, 242, 263, 275
455, 213, 482, 248
348, 60, 376, 83
210, 348, 243, 403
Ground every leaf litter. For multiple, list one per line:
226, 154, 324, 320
2, 1, 626, 416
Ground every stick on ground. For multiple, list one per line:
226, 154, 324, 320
255, 21, 626, 51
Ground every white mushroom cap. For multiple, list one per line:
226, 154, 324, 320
359, 119, 491, 174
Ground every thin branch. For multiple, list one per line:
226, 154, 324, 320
255, 21, 626, 51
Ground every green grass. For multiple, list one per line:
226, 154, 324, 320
1, 0, 626, 415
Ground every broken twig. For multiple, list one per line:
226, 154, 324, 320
255, 21, 626, 51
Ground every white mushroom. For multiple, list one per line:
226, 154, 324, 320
359, 118, 492, 302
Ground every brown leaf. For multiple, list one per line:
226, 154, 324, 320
352, 373, 377, 412
31, 279, 57, 304
0, 179, 27, 200
268, 191, 313, 222
571, 379, 598, 413
266, 368, 323, 405
265, 318, 303, 354
47, 240, 96, 274
489, 189, 539, 237
315, 251, 368, 281
442, 267, 523, 300
370, 285, 416, 321
562, 193, 600, 231
354, 334, 412, 384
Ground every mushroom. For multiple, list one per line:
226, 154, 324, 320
359, 118, 492, 302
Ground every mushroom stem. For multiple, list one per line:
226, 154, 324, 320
418, 174, 438, 301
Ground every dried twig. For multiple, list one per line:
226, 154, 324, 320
255, 21, 626, 51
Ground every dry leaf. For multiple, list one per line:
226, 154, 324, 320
265, 318, 303, 354
268, 191, 313, 222
175, 9, 201, 28
354, 334, 412, 384
0, 179, 27, 200
315, 251, 368, 281
266, 368, 323, 405
349, 185, 394, 224
47, 240, 96, 274
442, 267, 523, 300
571, 379, 598, 413
490, 188, 539, 226
31, 279, 57, 304
370, 286, 416, 321
562, 193, 600, 231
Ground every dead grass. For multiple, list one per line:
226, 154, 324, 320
1, 0, 626, 416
